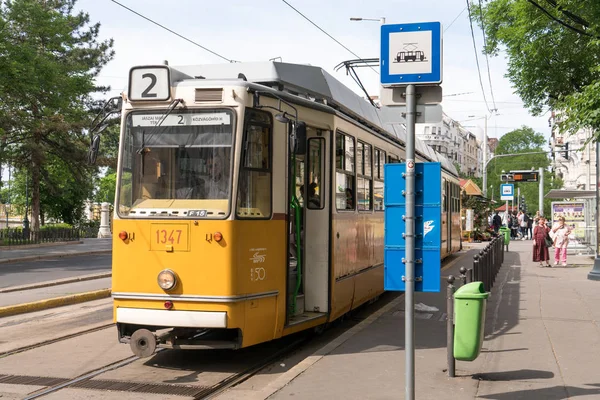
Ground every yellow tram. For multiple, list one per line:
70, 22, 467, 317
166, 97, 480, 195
95, 62, 461, 357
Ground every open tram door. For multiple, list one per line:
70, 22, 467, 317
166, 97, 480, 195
285, 121, 330, 326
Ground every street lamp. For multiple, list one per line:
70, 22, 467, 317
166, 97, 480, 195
350, 17, 386, 24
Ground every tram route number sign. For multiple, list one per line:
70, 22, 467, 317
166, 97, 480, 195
383, 162, 442, 292
129, 66, 171, 101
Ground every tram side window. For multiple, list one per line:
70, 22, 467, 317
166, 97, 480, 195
374, 148, 385, 211
442, 178, 447, 213
306, 138, 324, 209
236, 110, 272, 219
335, 132, 355, 210
357, 141, 372, 211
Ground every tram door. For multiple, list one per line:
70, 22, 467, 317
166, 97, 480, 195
287, 127, 330, 322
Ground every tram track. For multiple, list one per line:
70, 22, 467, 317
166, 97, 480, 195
12, 335, 307, 399
0, 323, 114, 359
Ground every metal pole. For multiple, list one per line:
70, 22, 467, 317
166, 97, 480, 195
483, 118, 487, 198
539, 167, 544, 217
589, 139, 600, 280
446, 275, 456, 378
405, 83, 416, 399
517, 187, 520, 212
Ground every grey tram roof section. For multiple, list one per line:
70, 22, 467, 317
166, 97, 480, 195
164, 61, 457, 176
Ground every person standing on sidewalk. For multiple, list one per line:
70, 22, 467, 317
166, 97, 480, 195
526, 213, 533, 240
533, 217, 551, 267
551, 216, 571, 267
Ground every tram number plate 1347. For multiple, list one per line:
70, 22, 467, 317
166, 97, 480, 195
150, 224, 190, 252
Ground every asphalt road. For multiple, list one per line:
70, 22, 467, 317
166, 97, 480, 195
0, 254, 111, 289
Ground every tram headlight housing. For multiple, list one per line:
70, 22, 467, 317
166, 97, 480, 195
157, 269, 177, 291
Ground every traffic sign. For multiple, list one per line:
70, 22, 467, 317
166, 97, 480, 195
380, 104, 443, 123
500, 184, 514, 201
510, 170, 539, 182
379, 85, 443, 106
380, 22, 442, 86
384, 162, 442, 292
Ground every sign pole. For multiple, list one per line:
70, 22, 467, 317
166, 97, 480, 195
539, 167, 544, 216
405, 84, 416, 400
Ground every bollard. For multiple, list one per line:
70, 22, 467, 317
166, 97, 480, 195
447, 275, 456, 378
459, 267, 467, 286
480, 250, 487, 292
473, 254, 480, 282
467, 268, 473, 283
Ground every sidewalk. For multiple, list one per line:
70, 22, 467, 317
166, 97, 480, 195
0, 237, 112, 264
219, 240, 600, 399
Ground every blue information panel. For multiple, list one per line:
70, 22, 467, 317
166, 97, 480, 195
384, 162, 442, 292
380, 22, 442, 86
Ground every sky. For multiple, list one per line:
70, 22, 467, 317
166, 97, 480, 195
74, 0, 551, 142
1, 0, 553, 183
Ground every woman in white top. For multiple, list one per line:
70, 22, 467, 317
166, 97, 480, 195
551, 216, 571, 267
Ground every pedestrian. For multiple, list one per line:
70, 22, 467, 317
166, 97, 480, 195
492, 211, 502, 234
551, 216, 571, 267
526, 213, 533, 240
533, 217, 551, 267
519, 211, 527, 240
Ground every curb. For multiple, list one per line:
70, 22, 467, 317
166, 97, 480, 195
0, 289, 112, 318
0, 240, 84, 250
0, 272, 112, 294
0, 250, 111, 265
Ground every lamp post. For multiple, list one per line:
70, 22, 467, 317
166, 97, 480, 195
589, 139, 600, 280
468, 112, 497, 198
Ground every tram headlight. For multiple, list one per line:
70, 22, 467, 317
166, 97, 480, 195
157, 269, 177, 291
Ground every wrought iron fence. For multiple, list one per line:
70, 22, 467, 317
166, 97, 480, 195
0, 227, 88, 246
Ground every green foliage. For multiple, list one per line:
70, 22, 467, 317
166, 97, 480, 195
486, 127, 562, 216
94, 170, 116, 204
0, 0, 114, 230
475, 0, 600, 133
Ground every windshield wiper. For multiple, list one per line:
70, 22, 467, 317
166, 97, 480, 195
135, 98, 184, 155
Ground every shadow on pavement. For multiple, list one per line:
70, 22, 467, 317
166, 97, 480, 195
473, 368, 554, 381
479, 384, 600, 400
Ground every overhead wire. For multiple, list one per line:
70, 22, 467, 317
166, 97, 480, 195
109, 0, 235, 63
465, 0, 492, 114
280, 0, 379, 75
477, 0, 497, 112
444, 6, 467, 33
525, 0, 598, 38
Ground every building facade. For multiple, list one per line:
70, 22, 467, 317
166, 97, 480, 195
416, 113, 483, 177
549, 113, 597, 190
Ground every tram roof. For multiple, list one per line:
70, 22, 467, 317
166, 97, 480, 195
168, 61, 457, 175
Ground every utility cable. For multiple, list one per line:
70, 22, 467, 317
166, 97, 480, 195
109, 0, 235, 62
444, 6, 467, 33
280, 0, 379, 75
477, 0, 497, 112
465, 0, 492, 113
525, 0, 598, 38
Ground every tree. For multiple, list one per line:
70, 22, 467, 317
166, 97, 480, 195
94, 169, 117, 205
0, 0, 114, 231
475, 0, 600, 134
486, 126, 562, 215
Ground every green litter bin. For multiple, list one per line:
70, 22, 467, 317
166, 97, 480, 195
453, 281, 489, 361
498, 226, 510, 250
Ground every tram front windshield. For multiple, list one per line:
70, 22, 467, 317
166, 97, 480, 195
118, 109, 234, 218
